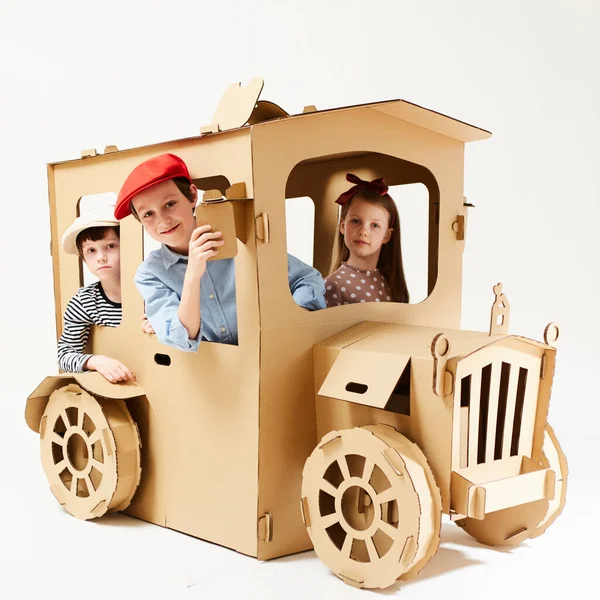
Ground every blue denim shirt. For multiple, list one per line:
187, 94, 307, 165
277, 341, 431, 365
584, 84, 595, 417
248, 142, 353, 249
135, 245, 325, 351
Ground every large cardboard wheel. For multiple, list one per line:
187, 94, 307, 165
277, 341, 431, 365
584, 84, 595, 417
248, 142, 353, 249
529, 424, 568, 538
301, 424, 442, 589
39, 384, 141, 520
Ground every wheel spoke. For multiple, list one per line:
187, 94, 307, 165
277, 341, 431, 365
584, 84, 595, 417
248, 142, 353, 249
376, 488, 397, 505
61, 410, 71, 429
365, 536, 379, 562
362, 457, 375, 484
51, 432, 65, 446
338, 457, 351, 481
341, 533, 353, 559
88, 430, 101, 445
54, 459, 67, 474
77, 408, 84, 429
320, 512, 340, 529
91, 459, 105, 474
70, 476, 79, 497
319, 480, 340, 498
379, 521, 398, 539
85, 475, 95, 493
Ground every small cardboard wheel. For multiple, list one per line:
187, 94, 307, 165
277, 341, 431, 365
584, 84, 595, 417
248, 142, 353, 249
544, 322, 560, 347
301, 425, 441, 589
40, 384, 141, 520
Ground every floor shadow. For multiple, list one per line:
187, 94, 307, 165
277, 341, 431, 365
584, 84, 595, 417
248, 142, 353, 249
368, 544, 483, 596
267, 549, 319, 564
266, 520, 535, 594
91, 512, 150, 528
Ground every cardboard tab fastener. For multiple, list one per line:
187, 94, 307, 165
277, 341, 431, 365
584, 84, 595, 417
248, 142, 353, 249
255, 213, 270, 243
300, 497, 311, 527
200, 123, 220, 135
80, 148, 97, 158
339, 571, 364, 588
258, 513, 273, 542
452, 214, 465, 241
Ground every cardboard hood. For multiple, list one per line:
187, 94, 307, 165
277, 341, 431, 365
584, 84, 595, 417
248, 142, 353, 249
319, 349, 411, 409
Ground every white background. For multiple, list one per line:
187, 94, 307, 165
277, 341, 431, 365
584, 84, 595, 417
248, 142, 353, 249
0, 1, 598, 598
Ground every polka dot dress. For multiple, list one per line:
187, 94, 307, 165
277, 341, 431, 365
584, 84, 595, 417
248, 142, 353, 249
324, 262, 393, 307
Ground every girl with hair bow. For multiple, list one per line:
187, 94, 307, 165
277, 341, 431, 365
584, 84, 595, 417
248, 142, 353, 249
325, 173, 409, 307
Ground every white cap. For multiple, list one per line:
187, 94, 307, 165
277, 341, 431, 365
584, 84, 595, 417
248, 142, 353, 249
61, 205, 119, 255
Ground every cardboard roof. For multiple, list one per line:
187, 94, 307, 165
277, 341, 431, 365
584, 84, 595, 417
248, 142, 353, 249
48, 97, 491, 167
281, 98, 492, 143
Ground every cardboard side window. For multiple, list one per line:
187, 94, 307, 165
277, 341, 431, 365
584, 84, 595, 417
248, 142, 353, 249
285, 196, 315, 267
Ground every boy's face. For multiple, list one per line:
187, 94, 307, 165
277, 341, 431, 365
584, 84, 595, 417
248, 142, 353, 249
80, 230, 121, 282
132, 179, 197, 254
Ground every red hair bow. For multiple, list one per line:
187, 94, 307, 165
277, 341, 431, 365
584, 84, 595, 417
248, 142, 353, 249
335, 173, 389, 206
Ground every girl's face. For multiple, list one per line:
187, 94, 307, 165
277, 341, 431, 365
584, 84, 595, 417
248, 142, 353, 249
340, 197, 393, 261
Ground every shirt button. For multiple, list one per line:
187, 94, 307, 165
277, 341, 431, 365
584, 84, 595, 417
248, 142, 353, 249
220, 326, 226, 333
209, 294, 215, 300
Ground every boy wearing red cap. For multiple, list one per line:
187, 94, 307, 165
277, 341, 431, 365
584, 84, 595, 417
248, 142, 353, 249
115, 154, 325, 351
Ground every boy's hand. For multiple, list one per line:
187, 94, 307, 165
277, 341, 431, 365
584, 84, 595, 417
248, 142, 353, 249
85, 355, 136, 383
187, 225, 225, 278
141, 314, 155, 334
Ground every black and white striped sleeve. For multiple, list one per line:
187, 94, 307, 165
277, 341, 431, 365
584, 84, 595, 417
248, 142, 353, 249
57, 290, 95, 373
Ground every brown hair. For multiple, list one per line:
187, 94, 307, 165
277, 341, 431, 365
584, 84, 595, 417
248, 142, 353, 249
129, 177, 195, 221
76, 226, 120, 256
329, 189, 410, 303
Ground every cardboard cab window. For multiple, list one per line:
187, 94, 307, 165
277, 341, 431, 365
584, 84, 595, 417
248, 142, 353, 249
26, 78, 567, 591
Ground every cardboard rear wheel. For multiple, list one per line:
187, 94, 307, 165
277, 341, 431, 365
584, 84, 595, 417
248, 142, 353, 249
455, 498, 548, 547
301, 425, 441, 589
40, 384, 141, 520
529, 424, 567, 538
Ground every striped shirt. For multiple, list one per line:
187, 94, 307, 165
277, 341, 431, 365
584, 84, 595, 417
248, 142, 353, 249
57, 281, 122, 373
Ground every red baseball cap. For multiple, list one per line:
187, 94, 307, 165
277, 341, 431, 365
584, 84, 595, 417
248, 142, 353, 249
114, 153, 191, 220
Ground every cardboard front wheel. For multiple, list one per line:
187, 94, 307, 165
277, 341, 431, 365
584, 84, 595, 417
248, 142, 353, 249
301, 425, 442, 589
39, 384, 141, 520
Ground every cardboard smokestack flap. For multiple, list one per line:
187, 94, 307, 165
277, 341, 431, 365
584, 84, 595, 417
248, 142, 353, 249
318, 349, 410, 409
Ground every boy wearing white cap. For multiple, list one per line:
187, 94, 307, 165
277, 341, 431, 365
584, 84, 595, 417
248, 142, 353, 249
58, 206, 135, 383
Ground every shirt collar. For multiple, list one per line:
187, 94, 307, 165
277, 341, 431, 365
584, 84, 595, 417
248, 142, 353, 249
160, 244, 188, 270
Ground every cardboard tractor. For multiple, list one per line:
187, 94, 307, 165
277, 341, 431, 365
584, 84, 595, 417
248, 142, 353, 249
25, 79, 567, 589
